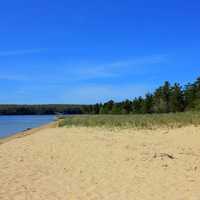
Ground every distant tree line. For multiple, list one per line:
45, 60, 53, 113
0, 76, 200, 115
0, 104, 93, 115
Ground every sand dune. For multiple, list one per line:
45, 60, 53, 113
1, 126, 200, 199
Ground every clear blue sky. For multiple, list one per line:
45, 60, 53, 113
0, 0, 199, 104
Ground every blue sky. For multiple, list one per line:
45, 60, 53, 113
0, 0, 199, 104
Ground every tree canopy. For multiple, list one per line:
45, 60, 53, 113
98, 76, 200, 114
0, 76, 200, 115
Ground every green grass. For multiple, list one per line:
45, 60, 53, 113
58, 112, 200, 129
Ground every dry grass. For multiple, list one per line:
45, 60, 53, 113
59, 112, 200, 129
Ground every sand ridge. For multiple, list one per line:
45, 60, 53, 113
0, 126, 200, 199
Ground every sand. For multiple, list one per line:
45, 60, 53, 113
0, 126, 200, 200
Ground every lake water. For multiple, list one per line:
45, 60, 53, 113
0, 115, 55, 138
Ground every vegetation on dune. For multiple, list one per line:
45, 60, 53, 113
59, 112, 200, 129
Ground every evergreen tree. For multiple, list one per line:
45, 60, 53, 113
184, 82, 197, 110
162, 81, 171, 112
93, 103, 100, 114
153, 81, 171, 113
170, 83, 184, 112
111, 103, 122, 114
132, 97, 144, 114
143, 93, 154, 113
153, 87, 165, 113
100, 100, 114, 114
122, 99, 132, 114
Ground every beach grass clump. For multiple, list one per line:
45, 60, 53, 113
58, 112, 200, 129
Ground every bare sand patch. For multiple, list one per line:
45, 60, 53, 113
0, 126, 200, 199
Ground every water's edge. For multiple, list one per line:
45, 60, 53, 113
0, 115, 57, 138
0, 121, 59, 145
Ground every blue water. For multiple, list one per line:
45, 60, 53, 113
0, 115, 55, 138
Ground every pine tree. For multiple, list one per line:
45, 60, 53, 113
111, 103, 122, 114
184, 82, 197, 110
143, 93, 154, 113
170, 83, 185, 112
122, 99, 132, 114
132, 97, 144, 114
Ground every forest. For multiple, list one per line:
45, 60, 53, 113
98, 76, 200, 114
0, 76, 200, 115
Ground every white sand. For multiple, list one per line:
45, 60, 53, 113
1, 126, 200, 199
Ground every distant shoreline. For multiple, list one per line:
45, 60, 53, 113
0, 121, 58, 145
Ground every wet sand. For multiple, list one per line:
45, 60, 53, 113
0, 126, 200, 199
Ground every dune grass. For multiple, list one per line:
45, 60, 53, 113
58, 112, 200, 129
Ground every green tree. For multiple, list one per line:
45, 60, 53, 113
170, 83, 185, 112
153, 81, 171, 113
122, 99, 132, 114
143, 93, 154, 113
93, 103, 100, 114
184, 82, 197, 110
111, 103, 122, 114
132, 97, 144, 114
100, 100, 114, 114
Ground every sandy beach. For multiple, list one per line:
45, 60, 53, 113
1, 125, 200, 200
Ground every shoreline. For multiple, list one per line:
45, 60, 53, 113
0, 121, 59, 145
